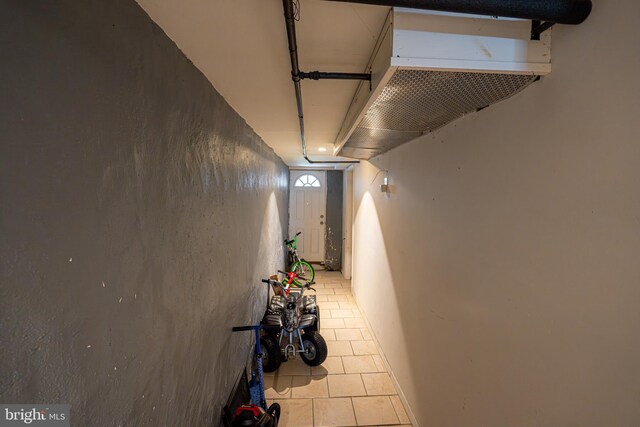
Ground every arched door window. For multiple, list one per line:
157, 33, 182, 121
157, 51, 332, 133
294, 174, 321, 188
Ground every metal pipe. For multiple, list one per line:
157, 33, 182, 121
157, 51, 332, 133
282, 0, 359, 164
531, 20, 555, 39
321, 0, 592, 25
300, 71, 371, 81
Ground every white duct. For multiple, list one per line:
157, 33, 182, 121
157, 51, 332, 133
334, 9, 552, 159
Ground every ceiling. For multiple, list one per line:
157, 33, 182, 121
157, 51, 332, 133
135, 0, 389, 167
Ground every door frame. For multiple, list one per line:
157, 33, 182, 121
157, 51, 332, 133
288, 169, 328, 263
342, 166, 354, 279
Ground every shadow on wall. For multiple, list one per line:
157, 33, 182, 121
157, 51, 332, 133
353, 160, 472, 427
351, 177, 417, 414
353, 154, 523, 427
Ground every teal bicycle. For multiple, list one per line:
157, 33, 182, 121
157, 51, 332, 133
285, 232, 315, 287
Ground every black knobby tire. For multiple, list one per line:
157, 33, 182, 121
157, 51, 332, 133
300, 331, 328, 366
267, 403, 281, 426
260, 335, 281, 373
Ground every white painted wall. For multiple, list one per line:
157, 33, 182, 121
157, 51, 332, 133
351, 1, 640, 426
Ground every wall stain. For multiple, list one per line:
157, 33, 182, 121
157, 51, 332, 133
325, 171, 343, 271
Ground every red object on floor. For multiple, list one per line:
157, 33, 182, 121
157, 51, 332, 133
235, 404, 261, 418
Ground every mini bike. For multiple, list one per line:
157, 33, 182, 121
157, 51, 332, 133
259, 272, 327, 372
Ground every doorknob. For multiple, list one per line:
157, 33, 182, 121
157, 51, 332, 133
320, 215, 324, 218
320, 221, 324, 225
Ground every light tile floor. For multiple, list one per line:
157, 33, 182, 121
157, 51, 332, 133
266, 271, 412, 427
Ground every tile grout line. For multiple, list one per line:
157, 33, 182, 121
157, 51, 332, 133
389, 395, 407, 426
349, 396, 358, 427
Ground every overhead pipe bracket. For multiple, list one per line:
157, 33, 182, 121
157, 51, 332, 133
282, 0, 360, 164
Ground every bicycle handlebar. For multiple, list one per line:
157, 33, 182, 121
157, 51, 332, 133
285, 232, 302, 245
269, 271, 314, 290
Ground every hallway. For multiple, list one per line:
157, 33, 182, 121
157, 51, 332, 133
3, 1, 640, 426
265, 271, 412, 426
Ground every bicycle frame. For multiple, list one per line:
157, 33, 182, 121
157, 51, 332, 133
285, 233, 316, 288
286, 234, 302, 267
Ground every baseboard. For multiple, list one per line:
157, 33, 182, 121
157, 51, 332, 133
353, 291, 420, 427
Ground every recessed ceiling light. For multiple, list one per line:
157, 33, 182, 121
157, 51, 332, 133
318, 147, 327, 152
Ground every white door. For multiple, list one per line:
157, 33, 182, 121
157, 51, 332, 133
289, 170, 326, 263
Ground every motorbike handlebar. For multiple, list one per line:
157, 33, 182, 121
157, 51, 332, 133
232, 324, 281, 332
232, 325, 258, 332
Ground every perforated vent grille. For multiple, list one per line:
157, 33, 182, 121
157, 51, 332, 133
342, 69, 536, 159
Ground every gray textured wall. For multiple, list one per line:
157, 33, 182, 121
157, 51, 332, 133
324, 171, 343, 271
0, 1, 288, 425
